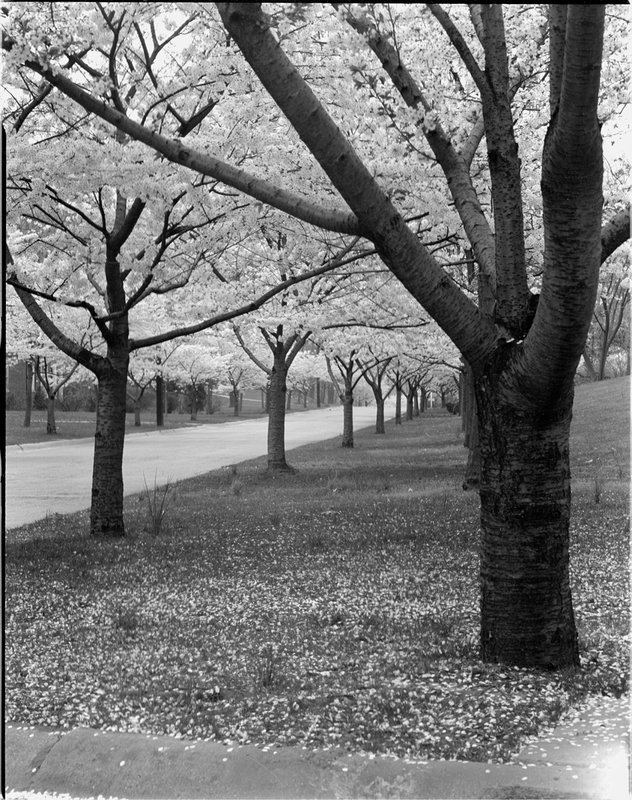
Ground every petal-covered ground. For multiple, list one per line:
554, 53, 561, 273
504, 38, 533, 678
5, 392, 629, 764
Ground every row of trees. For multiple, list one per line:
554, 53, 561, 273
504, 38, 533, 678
3, 4, 629, 669
8, 287, 460, 437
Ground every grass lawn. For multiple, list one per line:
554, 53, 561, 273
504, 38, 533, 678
4, 377, 629, 763
5, 403, 315, 447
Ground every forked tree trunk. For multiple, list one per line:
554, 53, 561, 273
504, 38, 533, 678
476, 375, 579, 668
91, 358, 129, 537
267, 358, 290, 469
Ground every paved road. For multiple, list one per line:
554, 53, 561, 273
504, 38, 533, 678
5, 407, 382, 529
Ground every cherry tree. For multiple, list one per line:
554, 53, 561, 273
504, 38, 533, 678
4, 3, 631, 668
6, 294, 91, 434
4, 5, 354, 534
164, 338, 216, 421
581, 251, 630, 381
287, 351, 324, 409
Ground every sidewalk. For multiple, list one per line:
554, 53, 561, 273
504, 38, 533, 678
5, 695, 629, 799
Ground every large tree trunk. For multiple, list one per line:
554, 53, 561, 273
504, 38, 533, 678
395, 384, 402, 425
476, 372, 579, 669
267, 357, 290, 469
90, 356, 129, 537
462, 363, 481, 490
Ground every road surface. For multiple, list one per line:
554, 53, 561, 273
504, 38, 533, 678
5, 406, 383, 529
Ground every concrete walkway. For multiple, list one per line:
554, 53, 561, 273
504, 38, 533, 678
5, 406, 381, 528
4, 696, 629, 799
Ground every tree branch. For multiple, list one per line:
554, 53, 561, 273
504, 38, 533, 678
426, 4, 489, 98
217, 2, 497, 372
601, 206, 630, 264
2, 31, 361, 236
129, 256, 351, 351
337, 4, 496, 292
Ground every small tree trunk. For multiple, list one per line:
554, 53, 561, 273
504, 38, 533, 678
46, 394, 57, 434
190, 386, 198, 421
370, 385, 385, 434
395, 384, 402, 425
477, 379, 579, 669
156, 375, 164, 427
316, 377, 321, 408
341, 390, 354, 447
405, 392, 414, 421
134, 399, 142, 427
267, 358, 290, 470
90, 359, 128, 537
286, 389, 292, 411
233, 388, 240, 417
23, 361, 33, 428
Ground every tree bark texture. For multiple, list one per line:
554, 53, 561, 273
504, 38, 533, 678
341, 390, 354, 448
267, 356, 290, 469
476, 364, 579, 668
374, 395, 385, 434
90, 356, 129, 536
